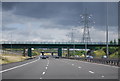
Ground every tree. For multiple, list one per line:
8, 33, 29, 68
114, 39, 117, 44
110, 40, 113, 44
118, 38, 120, 45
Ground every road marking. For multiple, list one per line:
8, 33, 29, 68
42, 72, 45, 75
40, 77, 42, 79
78, 67, 82, 69
72, 64, 74, 66
45, 67, 48, 69
101, 76, 104, 78
47, 59, 49, 65
0, 57, 40, 73
89, 71, 94, 74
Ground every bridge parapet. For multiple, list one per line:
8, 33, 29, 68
0, 41, 118, 45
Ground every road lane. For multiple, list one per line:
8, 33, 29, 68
2, 58, 48, 79
2, 57, 119, 79
2, 57, 39, 71
60, 59, 119, 79
43, 58, 101, 79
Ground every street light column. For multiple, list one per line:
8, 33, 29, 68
106, 2, 109, 58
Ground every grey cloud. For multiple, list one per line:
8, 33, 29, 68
2, 2, 18, 10
2, 2, 118, 30
2, 25, 17, 31
2, 2, 118, 42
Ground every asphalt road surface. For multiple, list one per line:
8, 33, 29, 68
1, 57, 119, 79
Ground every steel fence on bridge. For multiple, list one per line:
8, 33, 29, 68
0, 41, 118, 45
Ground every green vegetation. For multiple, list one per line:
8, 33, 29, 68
32, 51, 40, 56
71, 50, 85, 56
110, 51, 118, 59
0, 54, 30, 64
93, 39, 118, 59
65, 39, 119, 59
93, 50, 106, 58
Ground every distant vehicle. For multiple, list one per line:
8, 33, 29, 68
40, 55, 47, 59
46, 55, 49, 58
54, 55, 59, 59
74, 55, 79, 58
86, 55, 93, 59
86, 55, 90, 58
89, 56, 93, 59
101, 55, 107, 59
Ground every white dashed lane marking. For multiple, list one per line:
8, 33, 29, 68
78, 67, 82, 69
40, 59, 49, 79
72, 64, 74, 66
89, 71, 95, 74
42, 72, 45, 75
40, 77, 42, 79
101, 76, 105, 78
45, 67, 48, 69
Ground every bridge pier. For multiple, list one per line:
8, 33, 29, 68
23, 48, 26, 56
41, 51, 44, 56
51, 52, 54, 56
58, 48, 62, 57
28, 48, 32, 57
23, 48, 27, 56
67, 48, 70, 58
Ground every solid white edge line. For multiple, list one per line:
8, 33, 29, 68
0, 57, 40, 73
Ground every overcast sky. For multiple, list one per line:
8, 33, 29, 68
1, 2, 118, 42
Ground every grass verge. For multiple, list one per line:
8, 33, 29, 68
0, 54, 30, 64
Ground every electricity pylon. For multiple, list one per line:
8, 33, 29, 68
80, 9, 93, 43
80, 8, 94, 57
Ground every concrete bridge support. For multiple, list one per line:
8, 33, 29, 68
28, 48, 32, 57
58, 48, 62, 57
67, 48, 70, 58
23, 48, 26, 56
23, 48, 27, 56
41, 51, 44, 56
87, 49, 95, 56
51, 52, 54, 56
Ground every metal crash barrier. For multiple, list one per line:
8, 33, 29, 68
62, 57, 120, 66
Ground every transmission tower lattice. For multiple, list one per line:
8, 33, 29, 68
80, 9, 93, 43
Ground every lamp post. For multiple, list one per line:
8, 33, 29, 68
10, 33, 12, 54
106, 2, 109, 58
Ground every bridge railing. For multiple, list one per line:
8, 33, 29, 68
0, 41, 118, 45
63, 57, 120, 66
